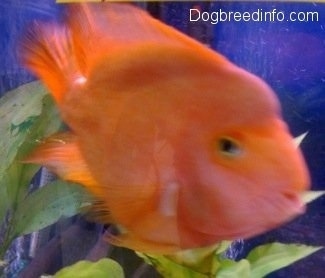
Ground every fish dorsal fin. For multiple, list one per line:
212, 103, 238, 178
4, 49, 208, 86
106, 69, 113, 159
69, 3, 199, 45
20, 3, 227, 104
67, 3, 226, 69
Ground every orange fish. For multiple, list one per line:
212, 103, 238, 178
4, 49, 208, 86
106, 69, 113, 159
20, 3, 310, 254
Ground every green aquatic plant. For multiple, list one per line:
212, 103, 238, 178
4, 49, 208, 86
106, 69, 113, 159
54, 258, 124, 278
139, 242, 321, 278
0, 82, 323, 277
51, 240, 321, 278
0, 82, 88, 259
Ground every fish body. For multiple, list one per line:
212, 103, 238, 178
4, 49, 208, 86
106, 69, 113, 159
20, 4, 310, 253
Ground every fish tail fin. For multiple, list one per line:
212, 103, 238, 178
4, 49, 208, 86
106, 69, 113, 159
19, 22, 85, 103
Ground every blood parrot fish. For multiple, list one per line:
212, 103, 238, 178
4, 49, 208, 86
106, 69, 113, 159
20, 3, 310, 254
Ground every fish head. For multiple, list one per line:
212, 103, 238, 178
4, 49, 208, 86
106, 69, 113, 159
172, 65, 310, 246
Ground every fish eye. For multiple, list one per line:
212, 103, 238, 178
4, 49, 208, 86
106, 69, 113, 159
217, 137, 242, 157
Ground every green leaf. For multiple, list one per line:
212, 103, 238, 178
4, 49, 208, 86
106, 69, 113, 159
138, 242, 231, 278
215, 242, 322, 278
216, 259, 251, 278
169, 242, 230, 273
0, 81, 48, 172
0, 81, 44, 219
54, 258, 124, 278
141, 241, 322, 278
247, 242, 322, 278
0, 81, 61, 212
0, 180, 9, 227
11, 181, 91, 237
140, 254, 208, 278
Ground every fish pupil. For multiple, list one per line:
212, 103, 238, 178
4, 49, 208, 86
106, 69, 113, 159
218, 137, 241, 156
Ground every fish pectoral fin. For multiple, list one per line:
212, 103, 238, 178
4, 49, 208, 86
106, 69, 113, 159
23, 132, 96, 187
25, 132, 117, 224
84, 199, 114, 225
